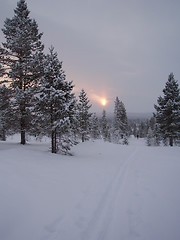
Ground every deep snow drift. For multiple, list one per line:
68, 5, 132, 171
0, 136, 180, 240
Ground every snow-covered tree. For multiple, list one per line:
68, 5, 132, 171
119, 101, 128, 137
68, 99, 79, 143
77, 89, 92, 142
36, 47, 75, 153
154, 73, 180, 146
0, 0, 44, 144
112, 97, 128, 144
0, 85, 12, 140
146, 116, 161, 146
129, 120, 138, 138
153, 122, 161, 146
90, 113, 100, 140
138, 121, 148, 138
146, 127, 154, 146
100, 110, 111, 142
0, 63, 5, 78
113, 97, 121, 142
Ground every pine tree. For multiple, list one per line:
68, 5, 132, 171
113, 97, 121, 143
146, 127, 154, 146
35, 47, 75, 154
0, 85, 12, 140
101, 110, 111, 141
129, 120, 138, 138
91, 113, 100, 140
138, 121, 148, 138
113, 97, 128, 143
67, 98, 79, 143
154, 73, 180, 146
77, 89, 92, 142
119, 100, 128, 137
0, 63, 5, 78
0, 0, 44, 144
153, 122, 161, 146
148, 116, 161, 146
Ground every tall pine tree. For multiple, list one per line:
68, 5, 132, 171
154, 73, 180, 146
0, 85, 12, 140
113, 97, 128, 143
35, 46, 75, 153
77, 89, 92, 142
100, 109, 111, 142
0, 0, 44, 144
90, 113, 100, 140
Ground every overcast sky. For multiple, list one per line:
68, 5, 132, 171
0, 0, 180, 113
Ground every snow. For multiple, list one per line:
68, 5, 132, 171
0, 136, 180, 240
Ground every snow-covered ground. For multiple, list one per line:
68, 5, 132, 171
0, 136, 180, 240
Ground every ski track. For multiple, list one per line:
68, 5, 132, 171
1, 138, 180, 240
80, 146, 139, 240
42, 145, 139, 240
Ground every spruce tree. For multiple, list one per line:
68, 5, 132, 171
0, 85, 12, 140
119, 100, 128, 137
77, 89, 92, 142
35, 46, 75, 154
0, 63, 5, 78
138, 121, 148, 138
101, 109, 110, 141
113, 97, 128, 143
153, 122, 161, 146
146, 127, 154, 146
91, 113, 100, 140
0, 0, 44, 144
154, 73, 180, 146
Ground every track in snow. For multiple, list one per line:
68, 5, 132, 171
80, 146, 139, 240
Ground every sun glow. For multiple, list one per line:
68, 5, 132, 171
101, 98, 107, 106
91, 94, 108, 107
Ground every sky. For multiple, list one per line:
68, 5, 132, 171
0, 0, 180, 114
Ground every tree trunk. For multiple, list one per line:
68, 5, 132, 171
1, 129, 6, 141
51, 131, 54, 153
51, 130, 57, 153
51, 130, 55, 153
169, 136, 173, 147
54, 130, 57, 153
20, 115, 26, 145
51, 105, 55, 153
20, 96, 26, 145
82, 133, 85, 142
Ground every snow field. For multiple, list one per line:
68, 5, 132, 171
0, 137, 180, 240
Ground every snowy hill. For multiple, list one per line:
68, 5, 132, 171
0, 136, 180, 240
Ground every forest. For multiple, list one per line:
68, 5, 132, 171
0, 0, 180, 154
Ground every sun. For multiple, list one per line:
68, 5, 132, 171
101, 98, 107, 106
91, 94, 108, 107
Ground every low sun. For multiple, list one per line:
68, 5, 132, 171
101, 98, 107, 106
91, 94, 108, 107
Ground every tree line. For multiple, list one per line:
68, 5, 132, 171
0, 0, 180, 153
0, 0, 129, 153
